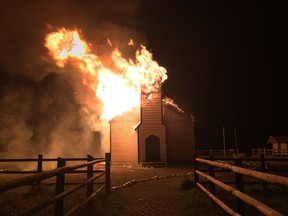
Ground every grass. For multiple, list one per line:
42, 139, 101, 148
0, 174, 93, 216
178, 178, 228, 216
199, 159, 288, 215
213, 183, 288, 215
82, 176, 226, 216
182, 189, 228, 215
1, 163, 288, 215
180, 177, 194, 191
0, 184, 54, 215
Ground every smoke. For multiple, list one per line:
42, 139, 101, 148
0, 0, 145, 163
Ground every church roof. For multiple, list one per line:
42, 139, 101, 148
109, 96, 195, 123
162, 97, 195, 120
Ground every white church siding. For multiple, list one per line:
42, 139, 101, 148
163, 106, 195, 164
109, 107, 140, 165
138, 93, 167, 163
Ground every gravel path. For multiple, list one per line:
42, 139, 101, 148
82, 165, 224, 216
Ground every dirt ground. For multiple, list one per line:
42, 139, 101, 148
81, 165, 226, 216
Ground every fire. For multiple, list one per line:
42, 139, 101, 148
45, 27, 167, 121
45, 28, 88, 67
163, 97, 184, 113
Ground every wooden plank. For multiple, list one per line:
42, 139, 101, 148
164, 108, 194, 163
64, 185, 105, 216
196, 170, 284, 216
0, 159, 105, 193
54, 158, 66, 216
197, 182, 241, 216
19, 174, 104, 216
196, 158, 288, 186
110, 120, 138, 165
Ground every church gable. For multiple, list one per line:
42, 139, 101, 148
163, 102, 195, 164
109, 106, 140, 165
109, 94, 195, 165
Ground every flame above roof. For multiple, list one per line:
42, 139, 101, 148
162, 97, 194, 120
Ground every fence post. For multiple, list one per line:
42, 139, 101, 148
260, 154, 268, 190
105, 153, 111, 194
194, 151, 199, 185
36, 154, 43, 184
208, 154, 215, 195
54, 157, 66, 216
37, 154, 43, 173
87, 154, 94, 197
235, 158, 245, 216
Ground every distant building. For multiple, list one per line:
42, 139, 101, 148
267, 135, 288, 156
109, 91, 195, 166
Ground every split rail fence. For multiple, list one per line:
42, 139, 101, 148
252, 148, 288, 157
0, 153, 111, 216
194, 154, 288, 216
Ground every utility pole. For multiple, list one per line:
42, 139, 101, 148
234, 124, 238, 154
222, 126, 226, 157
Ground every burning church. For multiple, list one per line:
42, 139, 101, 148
44, 28, 195, 165
110, 93, 195, 166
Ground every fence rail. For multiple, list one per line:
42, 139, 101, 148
252, 148, 288, 157
196, 149, 245, 157
0, 153, 111, 216
194, 154, 288, 216
0, 154, 105, 174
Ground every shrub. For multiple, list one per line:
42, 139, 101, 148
181, 178, 193, 191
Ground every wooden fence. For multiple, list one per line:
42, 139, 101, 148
194, 154, 288, 216
198, 148, 288, 158
0, 153, 111, 216
197, 149, 246, 158
252, 148, 288, 157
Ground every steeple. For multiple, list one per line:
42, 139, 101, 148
137, 89, 167, 164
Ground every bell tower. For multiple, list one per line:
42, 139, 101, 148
137, 91, 167, 164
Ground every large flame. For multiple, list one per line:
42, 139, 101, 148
45, 28, 167, 121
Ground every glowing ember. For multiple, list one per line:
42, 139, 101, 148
163, 97, 194, 119
45, 27, 167, 121
163, 97, 185, 113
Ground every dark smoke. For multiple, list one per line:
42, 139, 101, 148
0, 0, 145, 162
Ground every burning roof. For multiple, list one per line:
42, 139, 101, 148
163, 97, 194, 120
45, 28, 168, 121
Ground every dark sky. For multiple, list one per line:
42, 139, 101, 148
0, 0, 286, 156
138, 1, 287, 151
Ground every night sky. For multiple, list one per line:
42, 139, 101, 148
0, 0, 287, 156
138, 1, 287, 152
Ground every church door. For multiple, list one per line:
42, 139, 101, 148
145, 135, 160, 162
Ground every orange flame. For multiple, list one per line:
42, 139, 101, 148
45, 27, 167, 121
